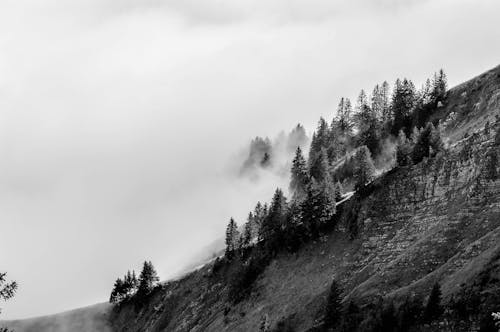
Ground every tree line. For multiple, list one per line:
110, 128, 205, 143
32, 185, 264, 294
217, 70, 448, 308
109, 261, 159, 305
224, 69, 447, 262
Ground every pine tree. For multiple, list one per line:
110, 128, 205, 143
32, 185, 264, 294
336, 97, 354, 137
0, 272, 17, 303
137, 261, 159, 296
309, 117, 330, 163
242, 220, 252, 248
432, 69, 448, 103
123, 270, 138, 297
109, 277, 125, 303
301, 174, 336, 239
290, 147, 310, 201
324, 279, 342, 328
391, 78, 416, 135
225, 218, 239, 259
412, 122, 443, 164
309, 148, 330, 183
259, 188, 287, 250
424, 283, 443, 323
396, 130, 413, 167
253, 202, 267, 240
287, 123, 308, 153
380, 81, 391, 125
354, 146, 375, 190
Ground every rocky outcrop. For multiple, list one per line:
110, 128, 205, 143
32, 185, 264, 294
109, 66, 500, 332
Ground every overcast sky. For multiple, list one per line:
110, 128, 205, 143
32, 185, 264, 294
0, 0, 499, 319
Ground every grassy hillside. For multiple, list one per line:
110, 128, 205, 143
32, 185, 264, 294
1, 303, 112, 332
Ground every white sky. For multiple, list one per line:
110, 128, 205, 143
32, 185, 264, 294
0, 0, 499, 319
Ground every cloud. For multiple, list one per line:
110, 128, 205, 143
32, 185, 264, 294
0, 0, 499, 320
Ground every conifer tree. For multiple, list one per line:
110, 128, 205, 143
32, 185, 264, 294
253, 202, 267, 240
287, 123, 308, 153
290, 147, 310, 201
0, 272, 16, 303
412, 122, 443, 164
225, 218, 239, 259
355, 90, 381, 155
123, 270, 138, 297
324, 279, 342, 328
109, 277, 125, 303
336, 97, 354, 137
391, 78, 416, 135
432, 69, 448, 103
242, 221, 252, 248
309, 118, 330, 163
424, 283, 443, 323
301, 175, 336, 238
396, 130, 413, 167
354, 146, 375, 190
259, 188, 287, 249
380, 81, 391, 124
309, 148, 330, 183
137, 261, 159, 296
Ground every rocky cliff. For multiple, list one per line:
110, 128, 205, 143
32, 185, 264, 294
105, 65, 500, 332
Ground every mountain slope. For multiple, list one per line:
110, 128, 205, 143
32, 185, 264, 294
1, 303, 112, 332
5, 65, 500, 332
107, 65, 500, 331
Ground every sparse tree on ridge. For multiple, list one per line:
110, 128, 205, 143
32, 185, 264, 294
432, 69, 448, 103
391, 78, 416, 135
355, 89, 381, 155
287, 123, 308, 153
290, 146, 310, 201
242, 220, 253, 248
137, 261, 159, 296
110, 277, 125, 303
354, 146, 376, 190
380, 81, 391, 124
336, 97, 354, 137
259, 188, 287, 251
225, 218, 240, 259
309, 117, 330, 163
0, 272, 16, 302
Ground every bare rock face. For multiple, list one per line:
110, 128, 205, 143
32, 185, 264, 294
109, 66, 500, 332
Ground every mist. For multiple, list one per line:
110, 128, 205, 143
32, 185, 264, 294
1, 0, 500, 320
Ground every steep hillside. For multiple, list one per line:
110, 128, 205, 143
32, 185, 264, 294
107, 65, 500, 331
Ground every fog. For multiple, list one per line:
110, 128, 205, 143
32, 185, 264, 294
1, 0, 500, 319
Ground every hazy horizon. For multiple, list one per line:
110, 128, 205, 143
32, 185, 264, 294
1, 0, 500, 320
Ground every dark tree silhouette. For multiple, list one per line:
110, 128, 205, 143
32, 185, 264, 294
290, 146, 310, 201
354, 146, 375, 190
424, 282, 444, 323
137, 261, 159, 297
324, 279, 342, 329
225, 218, 239, 259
